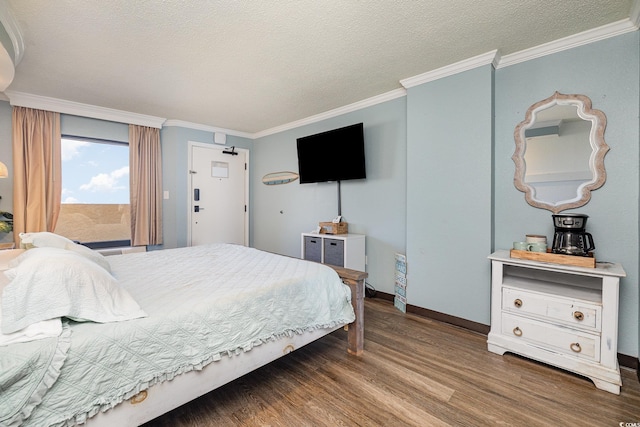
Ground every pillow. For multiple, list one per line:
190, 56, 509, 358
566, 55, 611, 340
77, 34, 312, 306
1, 247, 146, 334
19, 231, 70, 250
0, 301, 62, 346
0, 249, 25, 271
19, 232, 111, 272
0, 320, 61, 346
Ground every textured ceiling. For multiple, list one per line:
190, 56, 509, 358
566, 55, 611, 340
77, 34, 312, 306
3, 0, 636, 134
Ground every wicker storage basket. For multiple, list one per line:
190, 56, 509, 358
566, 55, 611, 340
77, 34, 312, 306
319, 222, 348, 234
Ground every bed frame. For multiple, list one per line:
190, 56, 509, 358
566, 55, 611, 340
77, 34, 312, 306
85, 265, 366, 426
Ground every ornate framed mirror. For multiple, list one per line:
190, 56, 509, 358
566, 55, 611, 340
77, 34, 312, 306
512, 92, 608, 214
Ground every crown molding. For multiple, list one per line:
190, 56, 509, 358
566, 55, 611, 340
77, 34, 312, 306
252, 88, 407, 139
4, 91, 166, 128
497, 17, 638, 69
162, 120, 252, 139
259, 14, 638, 134
400, 50, 500, 89
0, 1, 24, 66
3, 9, 637, 138
159, 89, 406, 139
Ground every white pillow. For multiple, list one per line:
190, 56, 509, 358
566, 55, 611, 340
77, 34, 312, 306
0, 249, 25, 271
1, 247, 146, 334
0, 304, 62, 346
19, 231, 70, 249
0, 271, 59, 346
19, 231, 111, 272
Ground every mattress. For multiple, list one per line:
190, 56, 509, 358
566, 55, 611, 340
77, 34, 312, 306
0, 244, 355, 426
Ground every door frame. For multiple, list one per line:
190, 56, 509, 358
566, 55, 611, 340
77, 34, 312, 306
187, 141, 250, 247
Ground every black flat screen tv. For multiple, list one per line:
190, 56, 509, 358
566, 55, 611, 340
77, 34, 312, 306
296, 123, 366, 184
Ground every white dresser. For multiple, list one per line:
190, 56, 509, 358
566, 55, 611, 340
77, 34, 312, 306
487, 250, 626, 394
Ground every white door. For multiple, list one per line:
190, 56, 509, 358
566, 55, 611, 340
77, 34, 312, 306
189, 143, 248, 246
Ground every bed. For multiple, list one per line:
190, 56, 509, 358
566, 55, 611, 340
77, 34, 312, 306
0, 234, 365, 427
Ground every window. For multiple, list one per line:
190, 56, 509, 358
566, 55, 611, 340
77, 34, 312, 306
54, 136, 130, 246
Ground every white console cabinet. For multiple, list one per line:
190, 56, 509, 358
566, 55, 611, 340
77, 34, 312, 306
487, 250, 626, 394
301, 233, 365, 272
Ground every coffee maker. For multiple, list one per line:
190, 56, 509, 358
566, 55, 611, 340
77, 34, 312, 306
551, 213, 595, 256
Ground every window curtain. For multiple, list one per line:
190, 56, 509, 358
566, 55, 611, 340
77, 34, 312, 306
12, 106, 61, 244
129, 124, 163, 246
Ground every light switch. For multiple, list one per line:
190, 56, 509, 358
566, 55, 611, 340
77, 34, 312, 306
163, 190, 169, 200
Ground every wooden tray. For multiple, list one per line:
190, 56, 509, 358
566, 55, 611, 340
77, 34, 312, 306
510, 249, 595, 268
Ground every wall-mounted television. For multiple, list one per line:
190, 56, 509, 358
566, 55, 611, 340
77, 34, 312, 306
296, 123, 366, 184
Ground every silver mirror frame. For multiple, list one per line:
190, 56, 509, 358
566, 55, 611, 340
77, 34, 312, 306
513, 91, 609, 214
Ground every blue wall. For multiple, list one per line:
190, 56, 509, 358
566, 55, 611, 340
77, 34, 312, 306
251, 97, 407, 294
159, 126, 253, 249
61, 114, 129, 142
406, 65, 494, 324
494, 32, 639, 356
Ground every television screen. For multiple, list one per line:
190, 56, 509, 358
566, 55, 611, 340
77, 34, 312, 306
296, 123, 366, 184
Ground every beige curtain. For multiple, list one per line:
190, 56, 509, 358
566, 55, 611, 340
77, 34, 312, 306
129, 124, 163, 246
12, 107, 61, 244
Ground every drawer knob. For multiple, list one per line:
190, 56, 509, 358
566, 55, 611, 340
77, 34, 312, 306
573, 311, 584, 321
514, 299, 523, 308
512, 327, 523, 337
570, 342, 582, 353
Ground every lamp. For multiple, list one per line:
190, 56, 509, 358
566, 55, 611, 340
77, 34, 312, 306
0, 161, 7, 178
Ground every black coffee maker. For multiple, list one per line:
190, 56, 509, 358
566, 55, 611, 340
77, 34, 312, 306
551, 213, 595, 256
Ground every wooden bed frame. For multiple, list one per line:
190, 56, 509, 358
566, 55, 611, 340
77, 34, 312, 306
85, 265, 367, 426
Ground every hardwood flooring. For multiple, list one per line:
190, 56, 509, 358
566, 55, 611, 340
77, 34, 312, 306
143, 298, 640, 426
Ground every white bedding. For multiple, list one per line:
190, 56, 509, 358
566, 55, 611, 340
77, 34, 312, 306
0, 252, 63, 346
0, 303, 62, 346
1, 243, 355, 426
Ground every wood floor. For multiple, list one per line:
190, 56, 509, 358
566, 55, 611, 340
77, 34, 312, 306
143, 298, 640, 426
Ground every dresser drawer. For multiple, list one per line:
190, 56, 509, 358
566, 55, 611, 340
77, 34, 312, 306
502, 287, 601, 331
501, 313, 600, 362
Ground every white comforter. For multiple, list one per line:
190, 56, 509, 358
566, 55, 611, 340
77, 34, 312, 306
4, 244, 355, 427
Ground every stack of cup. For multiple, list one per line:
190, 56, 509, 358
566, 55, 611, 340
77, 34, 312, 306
513, 234, 548, 252
526, 234, 547, 252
